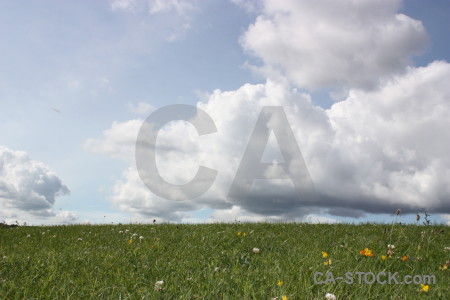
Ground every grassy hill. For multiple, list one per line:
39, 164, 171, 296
1, 222, 449, 299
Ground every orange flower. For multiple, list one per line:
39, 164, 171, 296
360, 248, 375, 257
402, 256, 408, 261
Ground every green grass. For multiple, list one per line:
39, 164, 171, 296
1, 222, 449, 299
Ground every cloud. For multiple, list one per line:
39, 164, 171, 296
126, 102, 154, 115
240, 0, 428, 90
0, 146, 70, 220
87, 60, 450, 221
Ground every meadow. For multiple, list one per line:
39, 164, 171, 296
0, 220, 449, 299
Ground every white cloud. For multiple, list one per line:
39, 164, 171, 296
126, 102, 154, 115
87, 60, 450, 221
148, 0, 196, 15
0, 146, 70, 221
54, 210, 79, 224
240, 0, 427, 90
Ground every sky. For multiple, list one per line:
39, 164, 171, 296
0, 0, 449, 225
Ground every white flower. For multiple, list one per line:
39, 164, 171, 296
325, 293, 337, 300
387, 244, 395, 249
26, 234, 31, 238
154, 280, 164, 291
444, 247, 450, 252
77, 238, 83, 241
252, 248, 260, 254
132, 233, 138, 237
139, 236, 144, 241
119, 230, 123, 234
125, 229, 130, 233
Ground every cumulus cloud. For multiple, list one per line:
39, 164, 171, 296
87, 60, 450, 221
240, 0, 427, 90
0, 146, 70, 220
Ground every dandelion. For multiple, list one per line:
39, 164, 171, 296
154, 280, 164, 292
237, 232, 241, 236
243, 232, 247, 237
324, 259, 332, 266
128, 239, 133, 244
360, 248, 375, 257
322, 251, 329, 258
277, 280, 284, 286
381, 255, 387, 260
419, 284, 429, 293
282, 296, 288, 300
252, 248, 260, 254
325, 293, 337, 300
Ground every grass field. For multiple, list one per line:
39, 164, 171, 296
1, 221, 449, 299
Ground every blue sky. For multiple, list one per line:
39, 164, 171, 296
0, 0, 449, 225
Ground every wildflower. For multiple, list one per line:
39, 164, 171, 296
125, 229, 129, 233
243, 232, 247, 237
128, 239, 132, 244
132, 233, 138, 237
324, 259, 332, 266
381, 255, 387, 260
396, 209, 401, 215
26, 234, 31, 238
77, 238, 83, 241
444, 247, 450, 252
237, 232, 241, 236
154, 280, 164, 292
119, 230, 123, 234
421, 231, 426, 240
252, 248, 260, 254
214, 267, 220, 272
322, 251, 329, 258
325, 293, 337, 300
387, 244, 395, 249
277, 280, 284, 286
360, 248, 375, 257
419, 284, 429, 293
439, 263, 448, 271
282, 296, 288, 300
387, 249, 394, 257
139, 236, 144, 241
402, 256, 408, 261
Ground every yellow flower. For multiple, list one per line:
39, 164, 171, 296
237, 232, 241, 236
420, 284, 429, 293
277, 280, 284, 286
381, 255, 387, 260
324, 259, 332, 266
322, 251, 329, 258
128, 239, 132, 244
243, 232, 247, 237
282, 296, 288, 300
439, 264, 448, 271
360, 248, 374, 257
